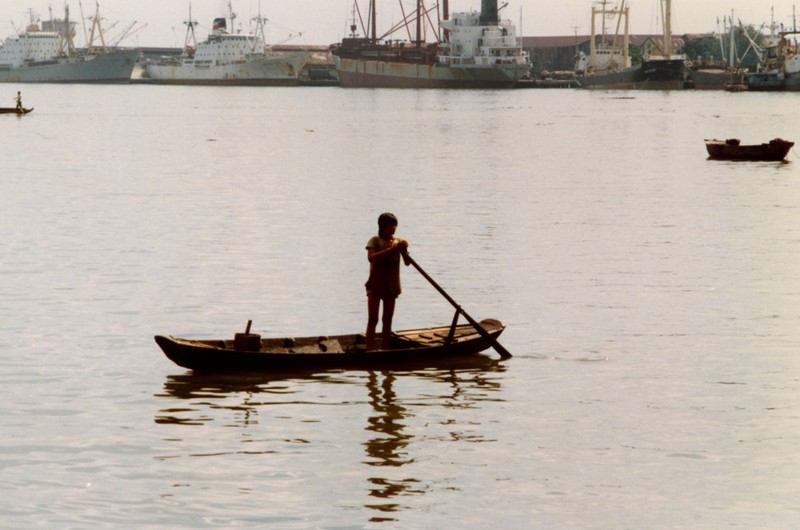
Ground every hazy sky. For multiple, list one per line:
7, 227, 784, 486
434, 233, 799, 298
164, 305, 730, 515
1, 1, 797, 47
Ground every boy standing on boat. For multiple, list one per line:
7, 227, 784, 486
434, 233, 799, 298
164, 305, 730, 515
14, 91, 22, 111
365, 212, 408, 351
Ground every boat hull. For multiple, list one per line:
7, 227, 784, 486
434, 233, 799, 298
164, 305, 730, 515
688, 68, 745, 90
0, 107, 33, 114
576, 67, 639, 89
0, 49, 138, 83
578, 59, 689, 90
334, 56, 526, 89
638, 58, 689, 89
705, 138, 794, 161
155, 319, 506, 371
781, 72, 800, 91
746, 71, 786, 91
143, 52, 307, 86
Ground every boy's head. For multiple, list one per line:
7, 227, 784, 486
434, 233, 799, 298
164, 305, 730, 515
378, 212, 398, 228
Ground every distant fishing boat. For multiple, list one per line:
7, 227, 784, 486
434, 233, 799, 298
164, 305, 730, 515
144, 3, 307, 86
747, 22, 800, 91
688, 11, 750, 90
704, 138, 794, 161
330, 0, 531, 89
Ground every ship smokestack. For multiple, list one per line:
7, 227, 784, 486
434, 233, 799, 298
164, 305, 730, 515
212, 17, 226, 31
479, 0, 498, 25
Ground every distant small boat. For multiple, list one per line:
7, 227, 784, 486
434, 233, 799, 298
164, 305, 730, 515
704, 138, 794, 161
0, 107, 33, 115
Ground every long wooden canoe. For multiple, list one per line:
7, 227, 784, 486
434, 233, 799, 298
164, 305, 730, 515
0, 107, 33, 115
155, 319, 506, 371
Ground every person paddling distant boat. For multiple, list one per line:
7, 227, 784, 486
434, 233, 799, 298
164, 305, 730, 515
365, 212, 408, 351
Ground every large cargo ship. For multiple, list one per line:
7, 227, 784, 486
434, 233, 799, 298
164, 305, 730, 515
144, 7, 307, 86
330, 0, 530, 89
0, 7, 137, 83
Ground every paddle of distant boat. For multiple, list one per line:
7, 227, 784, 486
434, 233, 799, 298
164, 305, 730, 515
705, 138, 794, 161
0, 107, 33, 115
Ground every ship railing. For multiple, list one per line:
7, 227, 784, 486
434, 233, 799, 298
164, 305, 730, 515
473, 55, 529, 66
437, 55, 476, 65
438, 54, 529, 67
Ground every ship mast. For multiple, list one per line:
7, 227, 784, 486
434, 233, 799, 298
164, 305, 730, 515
252, 2, 269, 53
589, 1, 629, 73
348, 2, 358, 38
358, 0, 440, 45
441, 0, 450, 41
183, 3, 198, 54
87, 2, 108, 53
227, 1, 238, 34
371, 0, 377, 42
662, 0, 673, 57
416, 0, 422, 45
65, 4, 76, 55
728, 11, 735, 68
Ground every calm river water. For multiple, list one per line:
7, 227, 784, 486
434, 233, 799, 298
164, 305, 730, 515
1, 85, 798, 528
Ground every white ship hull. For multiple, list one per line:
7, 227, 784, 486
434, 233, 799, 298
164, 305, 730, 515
0, 49, 138, 83
145, 52, 307, 86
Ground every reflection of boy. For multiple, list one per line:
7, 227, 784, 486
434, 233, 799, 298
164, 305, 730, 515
365, 212, 408, 350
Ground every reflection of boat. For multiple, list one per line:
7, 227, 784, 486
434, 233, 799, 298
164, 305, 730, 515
0, 5, 138, 83
704, 138, 794, 161
144, 5, 307, 86
157, 353, 503, 400
330, 0, 530, 89
154, 346, 506, 512
0, 107, 33, 114
155, 319, 505, 371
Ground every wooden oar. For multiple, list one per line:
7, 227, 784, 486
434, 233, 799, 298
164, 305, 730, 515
402, 251, 512, 360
